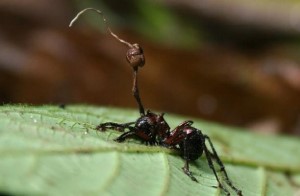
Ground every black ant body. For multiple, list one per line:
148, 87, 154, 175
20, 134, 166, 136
70, 8, 242, 196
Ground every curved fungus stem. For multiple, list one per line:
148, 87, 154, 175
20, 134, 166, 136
69, 8, 132, 48
69, 7, 146, 115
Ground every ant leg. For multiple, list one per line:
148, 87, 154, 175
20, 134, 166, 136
99, 123, 137, 143
204, 136, 242, 196
182, 138, 198, 182
114, 131, 136, 142
203, 145, 230, 196
96, 122, 135, 132
182, 160, 198, 182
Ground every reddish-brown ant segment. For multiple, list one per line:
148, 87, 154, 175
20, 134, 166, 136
70, 8, 242, 196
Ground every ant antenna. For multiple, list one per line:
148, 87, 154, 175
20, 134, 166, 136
69, 8, 146, 116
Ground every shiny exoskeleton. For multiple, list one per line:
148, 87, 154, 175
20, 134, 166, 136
70, 8, 242, 196
97, 111, 242, 196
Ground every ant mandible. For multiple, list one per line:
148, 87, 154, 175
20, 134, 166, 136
70, 8, 242, 196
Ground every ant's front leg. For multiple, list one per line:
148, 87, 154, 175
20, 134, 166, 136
98, 123, 138, 143
96, 122, 135, 132
115, 128, 157, 145
114, 130, 136, 143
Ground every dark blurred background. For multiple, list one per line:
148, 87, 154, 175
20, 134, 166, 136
1, 0, 300, 135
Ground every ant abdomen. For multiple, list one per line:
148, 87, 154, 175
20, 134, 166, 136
179, 129, 204, 161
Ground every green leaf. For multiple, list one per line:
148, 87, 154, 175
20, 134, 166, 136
0, 105, 299, 196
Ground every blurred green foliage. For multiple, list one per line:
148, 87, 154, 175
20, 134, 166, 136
74, 0, 202, 48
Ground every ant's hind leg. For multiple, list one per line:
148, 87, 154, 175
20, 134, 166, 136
182, 160, 198, 182
96, 122, 135, 132
203, 144, 231, 196
204, 136, 242, 196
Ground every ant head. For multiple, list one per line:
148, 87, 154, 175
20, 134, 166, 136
126, 43, 145, 69
144, 111, 170, 132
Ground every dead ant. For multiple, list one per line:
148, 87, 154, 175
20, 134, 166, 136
70, 8, 242, 196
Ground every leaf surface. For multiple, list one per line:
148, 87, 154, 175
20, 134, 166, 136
0, 105, 299, 196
